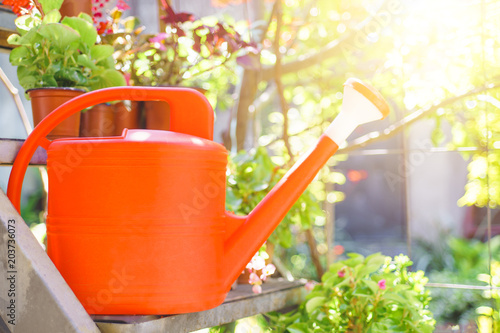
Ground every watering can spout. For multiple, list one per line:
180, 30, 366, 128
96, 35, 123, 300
223, 78, 390, 288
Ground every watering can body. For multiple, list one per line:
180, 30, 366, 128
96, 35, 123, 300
47, 130, 229, 314
8, 81, 389, 315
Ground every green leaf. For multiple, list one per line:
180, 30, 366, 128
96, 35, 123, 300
40, 73, 58, 87
38, 23, 80, 49
54, 68, 86, 86
38, 0, 64, 13
97, 56, 115, 70
14, 15, 37, 34
89, 69, 126, 90
42, 9, 61, 24
383, 292, 408, 305
287, 323, 309, 333
90, 45, 115, 62
363, 279, 380, 294
62, 16, 97, 48
15, 28, 43, 46
358, 253, 386, 277
334, 277, 351, 289
78, 12, 94, 24
19, 75, 38, 90
305, 296, 325, 314
7, 34, 21, 46
76, 55, 97, 70
9, 46, 30, 65
392, 284, 410, 292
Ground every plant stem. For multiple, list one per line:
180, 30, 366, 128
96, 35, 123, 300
305, 228, 324, 279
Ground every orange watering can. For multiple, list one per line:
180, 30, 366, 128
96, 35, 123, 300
7, 78, 389, 315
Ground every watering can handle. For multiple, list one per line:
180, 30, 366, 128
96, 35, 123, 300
7, 87, 214, 212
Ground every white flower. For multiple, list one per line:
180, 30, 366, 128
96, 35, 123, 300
251, 255, 266, 271
262, 264, 276, 277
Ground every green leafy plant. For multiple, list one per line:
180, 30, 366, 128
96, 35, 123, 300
226, 146, 323, 249
7, 0, 126, 92
266, 253, 435, 333
132, 1, 253, 88
91, 0, 144, 86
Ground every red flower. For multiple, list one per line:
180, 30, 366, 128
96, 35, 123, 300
96, 21, 109, 35
3, 0, 31, 16
333, 245, 345, 255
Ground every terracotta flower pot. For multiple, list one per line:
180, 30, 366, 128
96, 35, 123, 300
80, 103, 115, 137
144, 101, 170, 131
28, 88, 84, 140
114, 101, 140, 136
59, 0, 92, 18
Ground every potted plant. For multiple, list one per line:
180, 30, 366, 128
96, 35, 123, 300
87, 0, 143, 136
131, 1, 253, 130
7, 0, 125, 139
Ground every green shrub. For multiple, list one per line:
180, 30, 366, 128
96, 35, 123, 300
266, 253, 435, 332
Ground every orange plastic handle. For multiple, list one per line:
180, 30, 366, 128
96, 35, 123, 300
7, 87, 214, 212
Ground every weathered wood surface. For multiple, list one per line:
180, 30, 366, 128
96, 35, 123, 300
94, 279, 306, 333
0, 6, 16, 52
0, 189, 100, 333
0, 139, 47, 165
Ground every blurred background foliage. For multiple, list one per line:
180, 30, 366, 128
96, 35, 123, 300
213, 0, 500, 329
228, 0, 500, 209
207, 0, 500, 278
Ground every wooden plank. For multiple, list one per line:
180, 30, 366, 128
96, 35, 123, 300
0, 139, 47, 165
0, 189, 100, 333
0, 29, 15, 51
94, 279, 307, 333
0, 6, 16, 52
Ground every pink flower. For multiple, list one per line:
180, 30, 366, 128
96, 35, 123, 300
116, 0, 130, 11
149, 33, 168, 43
248, 272, 261, 285
123, 72, 131, 86
378, 279, 386, 290
252, 284, 262, 294
305, 281, 317, 291
149, 33, 168, 51
338, 268, 346, 278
